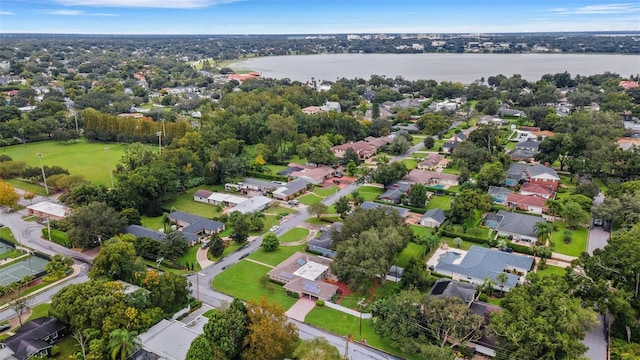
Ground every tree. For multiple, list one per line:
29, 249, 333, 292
90, 238, 144, 282
562, 200, 590, 229
334, 196, 351, 219
451, 141, 490, 172
496, 272, 508, 295
203, 299, 249, 359
489, 275, 598, 360
9, 290, 30, 326
449, 190, 491, 225
147, 272, 190, 314
22, 191, 36, 205
417, 113, 449, 135
44, 254, 73, 281
293, 338, 341, 360
423, 136, 435, 149
243, 297, 298, 360
0, 181, 20, 210
231, 216, 249, 244
208, 233, 225, 258
408, 183, 427, 208
159, 231, 189, 259
186, 335, 216, 360
66, 202, 127, 248
308, 202, 328, 220
120, 208, 141, 226
296, 135, 336, 165
482, 276, 496, 297
422, 295, 484, 348
108, 329, 137, 360
388, 135, 411, 155
533, 221, 554, 245
371, 161, 409, 186
533, 245, 552, 267
476, 162, 506, 190
345, 159, 358, 176
453, 237, 463, 249
261, 233, 279, 252
343, 147, 361, 166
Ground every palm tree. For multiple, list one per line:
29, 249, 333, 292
108, 329, 137, 360
497, 238, 509, 250
496, 272, 508, 295
482, 276, 496, 297
533, 245, 552, 268
534, 221, 554, 246
545, 199, 563, 220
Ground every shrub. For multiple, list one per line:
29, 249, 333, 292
50, 345, 60, 356
563, 229, 572, 244
41, 229, 71, 248
478, 293, 488, 302
316, 299, 325, 307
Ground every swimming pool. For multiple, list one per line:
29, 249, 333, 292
439, 251, 461, 264
431, 184, 445, 189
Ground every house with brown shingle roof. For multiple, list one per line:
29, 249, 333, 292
332, 141, 377, 160
520, 183, 555, 199
506, 193, 548, 214
267, 252, 339, 301
417, 153, 446, 170
404, 169, 459, 187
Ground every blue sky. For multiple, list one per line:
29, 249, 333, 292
1, 0, 639, 34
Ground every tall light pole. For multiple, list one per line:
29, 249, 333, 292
36, 153, 49, 195
105, 147, 114, 188
156, 131, 162, 155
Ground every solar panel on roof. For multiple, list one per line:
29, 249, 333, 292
296, 257, 307, 266
280, 272, 294, 279
302, 281, 321, 294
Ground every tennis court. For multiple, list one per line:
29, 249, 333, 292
0, 256, 49, 287
0, 242, 14, 255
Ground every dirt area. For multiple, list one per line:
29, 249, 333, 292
320, 175, 356, 189
405, 212, 423, 225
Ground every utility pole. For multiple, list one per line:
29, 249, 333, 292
156, 131, 162, 155
36, 153, 49, 195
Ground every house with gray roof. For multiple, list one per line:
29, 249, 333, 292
360, 201, 409, 218
166, 211, 225, 245
484, 210, 544, 243
434, 245, 533, 292
136, 319, 204, 360
272, 178, 312, 201
124, 225, 165, 242
0, 317, 66, 360
505, 163, 529, 186
308, 223, 340, 258
419, 208, 446, 228
430, 278, 477, 305
238, 178, 280, 192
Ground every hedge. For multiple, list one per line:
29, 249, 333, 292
246, 171, 289, 182
372, 199, 427, 214
41, 229, 71, 248
441, 230, 490, 245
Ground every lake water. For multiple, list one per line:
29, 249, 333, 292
231, 53, 640, 83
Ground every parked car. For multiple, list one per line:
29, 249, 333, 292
288, 199, 299, 205
333, 180, 340, 185
334, 172, 343, 178
500, 247, 513, 253
270, 225, 279, 232
200, 241, 211, 249
0, 324, 10, 332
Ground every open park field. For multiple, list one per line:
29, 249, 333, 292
2, 140, 129, 186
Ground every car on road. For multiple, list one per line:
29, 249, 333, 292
0, 223, 4, 227
0, 324, 10, 332
270, 225, 279, 232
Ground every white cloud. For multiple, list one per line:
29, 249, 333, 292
46, 9, 119, 16
0, 11, 15, 15
54, 0, 242, 8
552, 3, 640, 15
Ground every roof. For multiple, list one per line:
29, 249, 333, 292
360, 201, 409, 218
2, 317, 65, 360
421, 208, 446, 224
418, 153, 445, 168
516, 140, 540, 150
273, 178, 312, 196
435, 246, 534, 288
193, 189, 213, 198
137, 319, 203, 360
488, 186, 513, 197
527, 164, 559, 179
290, 166, 334, 182
124, 225, 165, 242
495, 210, 545, 238
26, 201, 70, 218
380, 188, 404, 203
206, 192, 247, 205
239, 178, 281, 190
442, 141, 458, 149
506, 163, 529, 181
520, 183, 554, 197
267, 252, 338, 299
430, 278, 477, 304
308, 222, 341, 249
506, 193, 547, 208
509, 149, 538, 160
404, 169, 459, 184
168, 212, 225, 233
388, 265, 404, 278
229, 196, 272, 214
332, 141, 377, 153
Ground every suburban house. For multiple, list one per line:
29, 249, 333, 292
478, 115, 504, 127
124, 225, 165, 242
194, 191, 272, 214
434, 245, 534, 292
26, 202, 70, 221
229, 196, 272, 214
519, 183, 555, 199
526, 164, 560, 190
267, 252, 339, 301
404, 169, 460, 187
0, 317, 66, 360
290, 166, 334, 184
379, 182, 411, 204
441, 141, 458, 154
321, 101, 341, 112
451, 132, 467, 142
505, 163, 529, 186
360, 201, 410, 218
272, 178, 312, 201
237, 178, 281, 192
505, 194, 548, 214
136, 318, 205, 360
364, 136, 394, 148
331, 141, 377, 160
430, 278, 477, 305
307, 223, 340, 258
419, 208, 447, 228
488, 186, 513, 205
484, 210, 545, 243
497, 105, 526, 117
417, 153, 446, 171
166, 211, 225, 245
301, 106, 322, 115
509, 140, 540, 161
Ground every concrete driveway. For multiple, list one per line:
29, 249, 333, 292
285, 297, 316, 322
587, 226, 610, 255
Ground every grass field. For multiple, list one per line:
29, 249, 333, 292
304, 307, 409, 359
0, 228, 18, 245
2, 139, 129, 186
164, 187, 222, 219
26, 303, 51, 322
314, 185, 339, 197
395, 242, 426, 267
4, 178, 49, 196
356, 186, 383, 201
401, 158, 418, 170
425, 195, 451, 210
278, 228, 309, 243
247, 244, 306, 266
537, 265, 567, 278
212, 260, 297, 310
175, 245, 202, 271
141, 216, 165, 232
550, 223, 588, 256
298, 193, 323, 205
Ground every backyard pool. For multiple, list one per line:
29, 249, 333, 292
431, 184, 445, 189
439, 251, 462, 264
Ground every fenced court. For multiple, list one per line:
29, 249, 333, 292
0, 256, 49, 287
0, 242, 14, 255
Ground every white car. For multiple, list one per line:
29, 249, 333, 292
270, 225, 279, 232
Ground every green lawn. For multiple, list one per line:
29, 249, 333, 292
175, 245, 202, 271
4, 178, 49, 196
357, 186, 383, 201
53, 336, 78, 359
401, 158, 418, 170
410, 225, 432, 237
395, 242, 426, 268
0, 249, 22, 260
265, 164, 288, 174
314, 186, 339, 197
411, 136, 425, 145
537, 265, 567, 277
26, 303, 51, 322
212, 260, 297, 310
425, 195, 451, 210
247, 244, 306, 266
2, 139, 129, 186
338, 282, 396, 311
441, 236, 477, 251
298, 193, 323, 205
164, 187, 222, 219
278, 228, 309, 243
304, 307, 409, 359
550, 222, 588, 257
141, 216, 165, 232
0, 227, 18, 245
208, 243, 243, 262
